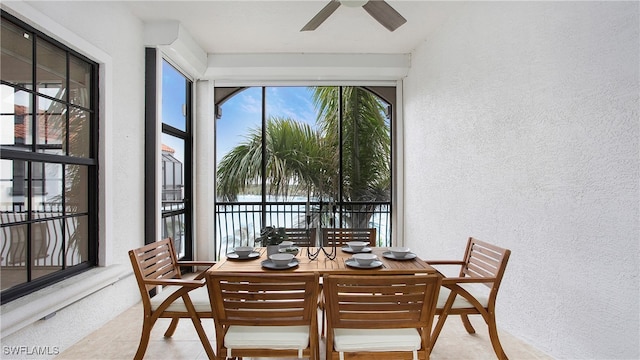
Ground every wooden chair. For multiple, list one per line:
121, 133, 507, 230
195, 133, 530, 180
206, 272, 320, 360
128, 238, 216, 360
319, 227, 377, 335
284, 227, 317, 247
324, 274, 442, 360
427, 237, 511, 360
322, 227, 377, 247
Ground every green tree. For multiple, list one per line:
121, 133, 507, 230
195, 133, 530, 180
312, 87, 390, 228
216, 86, 390, 228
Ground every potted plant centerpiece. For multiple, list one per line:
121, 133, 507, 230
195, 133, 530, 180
255, 226, 289, 255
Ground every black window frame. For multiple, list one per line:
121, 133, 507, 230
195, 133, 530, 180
0, 11, 99, 304
144, 49, 194, 261
212, 85, 395, 252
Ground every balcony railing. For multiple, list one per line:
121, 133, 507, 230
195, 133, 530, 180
214, 201, 391, 258
1, 203, 84, 291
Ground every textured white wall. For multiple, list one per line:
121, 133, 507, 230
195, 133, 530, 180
403, 2, 639, 359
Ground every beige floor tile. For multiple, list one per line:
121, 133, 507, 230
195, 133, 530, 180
56, 302, 553, 360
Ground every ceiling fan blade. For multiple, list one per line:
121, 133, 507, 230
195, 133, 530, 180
362, 0, 407, 32
301, 1, 342, 31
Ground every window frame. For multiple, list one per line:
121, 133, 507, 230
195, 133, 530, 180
212, 85, 396, 253
0, 11, 99, 304
144, 49, 194, 261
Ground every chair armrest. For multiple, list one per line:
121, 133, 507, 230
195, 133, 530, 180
425, 260, 465, 265
177, 261, 216, 267
177, 261, 217, 280
441, 276, 496, 284
144, 278, 206, 287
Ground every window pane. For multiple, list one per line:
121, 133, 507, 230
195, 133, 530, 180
165, 161, 174, 187
31, 220, 62, 280
69, 55, 91, 107
68, 107, 90, 157
1, 20, 33, 87
65, 165, 88, 214
162, 213, 185, 258
0, 224, 28, 290
339, 87, 391, 228
31, 162, 63, 212
1, 85, 33, 152
216, 87, 263, 203
161, 134, 184, 204
66, 215, 88, 265
161, 60, 186, 131
36, 96, 65, 155
0, 159, 27, 206
36, 39, 66, 100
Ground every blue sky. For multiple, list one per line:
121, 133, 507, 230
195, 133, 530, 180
160, 61, 322, 166
216, 86, 319, 164
161, 61, 188, 164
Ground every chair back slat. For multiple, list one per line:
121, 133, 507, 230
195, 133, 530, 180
207, 272, 319, 327
322, 228, 376, 247
284, 228, 317, 247
129, 238, 180, 293
466, 260, 496, 279
461, 237, 511, 289
324, 274, 441, 330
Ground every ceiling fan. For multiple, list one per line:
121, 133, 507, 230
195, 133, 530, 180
301, 0, 407, 32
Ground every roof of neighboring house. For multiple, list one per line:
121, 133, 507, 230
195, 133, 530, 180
162, 144, 175, 153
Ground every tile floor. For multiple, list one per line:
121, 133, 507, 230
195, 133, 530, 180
56, 303, 553, 359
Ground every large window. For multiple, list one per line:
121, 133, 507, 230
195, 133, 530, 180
214, 86, 393, 256
160, 60, 192, 259
0, 12, 98, 303
145, 52, 193, 260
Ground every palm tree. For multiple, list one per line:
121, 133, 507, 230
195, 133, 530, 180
312, 86, 390, 228
217, 116, 325, 201
216, 86, 390, 228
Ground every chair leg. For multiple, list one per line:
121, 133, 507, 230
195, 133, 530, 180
487, 314, 508, 360
133, 318, 154, 360
190, 316, 216, 360
163, 317, 180, 337
321, 308, 325, 337
430, 313, 448, 350
460, 314, 476, 334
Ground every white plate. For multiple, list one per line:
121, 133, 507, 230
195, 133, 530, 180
382, 251, 417, 261
261, 259, 299, 270
345, 259, 383, 269
226, 252, 261, 260
341, 246, 372, 254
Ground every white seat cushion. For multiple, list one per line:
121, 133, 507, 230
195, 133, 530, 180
437, 283, 490, 309
333, 328, 421, 352
150, 285, 211, 312
225, 325, 309, 349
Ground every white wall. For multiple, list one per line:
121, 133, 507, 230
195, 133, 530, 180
1, 1, 147, 357
403, 2, 639, 359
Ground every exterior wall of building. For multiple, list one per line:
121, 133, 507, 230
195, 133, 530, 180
403, 2, 639, 359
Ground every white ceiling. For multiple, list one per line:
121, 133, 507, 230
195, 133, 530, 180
122, 1, 464, 55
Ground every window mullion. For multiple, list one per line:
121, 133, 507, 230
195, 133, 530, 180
261, 86, 267, 228
338, 86, 344, 227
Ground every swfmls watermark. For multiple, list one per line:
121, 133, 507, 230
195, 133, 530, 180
2, 345, 60, 357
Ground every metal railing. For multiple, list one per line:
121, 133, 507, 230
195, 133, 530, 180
214, 201, 391, 258
1, 208, 83, 269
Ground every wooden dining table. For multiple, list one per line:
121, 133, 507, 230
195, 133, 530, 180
208, 246, 437, 275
